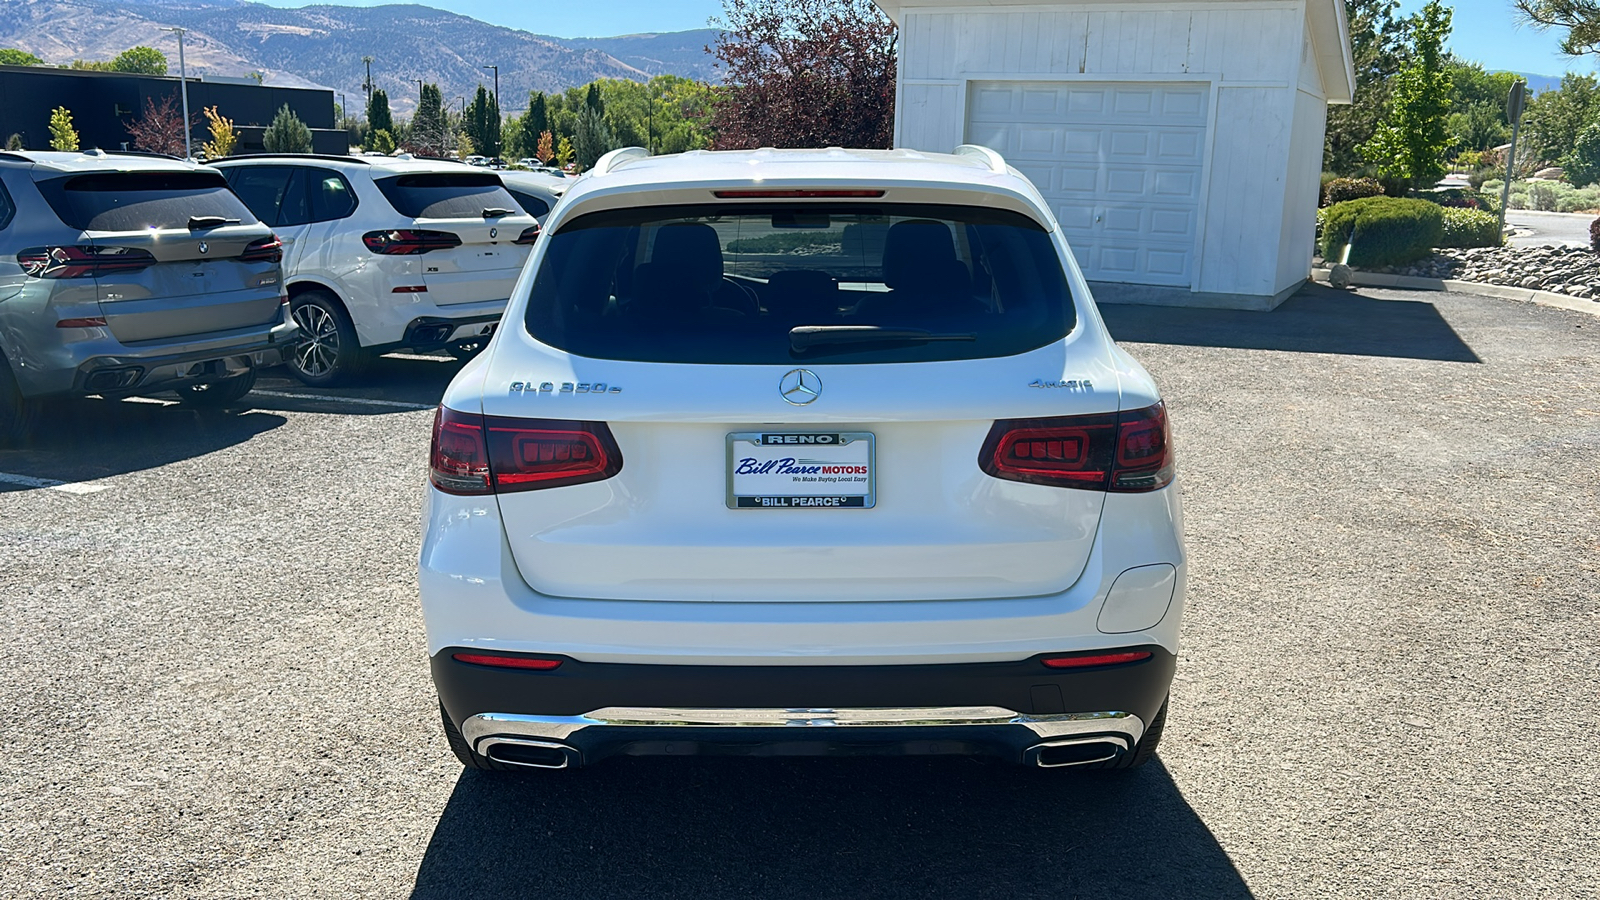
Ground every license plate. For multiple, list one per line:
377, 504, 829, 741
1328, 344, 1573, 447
726, 432, 875, 509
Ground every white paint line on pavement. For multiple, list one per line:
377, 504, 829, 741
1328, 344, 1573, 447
120, 396, 177, 406
0, 471, 109, 494
250, 390, 434, 411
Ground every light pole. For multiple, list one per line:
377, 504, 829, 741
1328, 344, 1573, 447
362, 56, 374, 108
162, 27, 191, 159
337, 92, 346, 128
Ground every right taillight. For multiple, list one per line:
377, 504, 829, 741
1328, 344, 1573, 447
429, 406, 623, 495
363, 229, 462, 255
240, 234, 284, 263
980, 401, 1173, 492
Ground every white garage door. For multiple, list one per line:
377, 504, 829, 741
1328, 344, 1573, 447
966, 81, 1209, 287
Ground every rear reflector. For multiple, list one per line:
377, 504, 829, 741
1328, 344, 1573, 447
430, 406, 623, 495
451, 652, 562, 670
713, 189, 886, 198
392, 285, 428, 293
1041, 651, 1153, 669
56, 317, 109, 328
979, 401, 1174, 492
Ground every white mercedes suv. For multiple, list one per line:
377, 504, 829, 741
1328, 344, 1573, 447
420, 146, 1185, 771
213, 154, 538, 384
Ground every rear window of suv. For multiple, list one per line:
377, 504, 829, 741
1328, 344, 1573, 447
37, 171, 257, 232
524, 203, 1075, 365
374, 172, 518, 219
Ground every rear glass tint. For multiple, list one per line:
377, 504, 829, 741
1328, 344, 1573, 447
374, 172, 517, 219
524, 203, 1075, 365
38, 171, 257, 232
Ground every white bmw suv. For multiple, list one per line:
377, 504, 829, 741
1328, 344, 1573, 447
213, 154, 538, 384
420, 146, 1185, 771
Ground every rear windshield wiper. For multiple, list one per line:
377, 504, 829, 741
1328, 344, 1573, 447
187, 215, 241, 230
790, 325, 977, 353
481, 207, 516, 218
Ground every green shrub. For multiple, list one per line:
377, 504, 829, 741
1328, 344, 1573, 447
1322, 177, 1385, 207
1590, 216, 1600, 252
1564, 122, 1600, 187
1437, 207, 1502, 248
1318, 196, 1444, 266
1411, 187, 1499, 214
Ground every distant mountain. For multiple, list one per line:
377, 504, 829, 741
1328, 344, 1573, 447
1498, 72, 1564, 94
0, 0, 721, 114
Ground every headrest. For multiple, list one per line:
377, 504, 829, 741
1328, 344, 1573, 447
882, 220, 958, 291
649, 223, 725, 294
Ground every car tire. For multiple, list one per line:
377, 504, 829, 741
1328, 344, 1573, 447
173, 366, 257, 408
288, 291, 366, 386
0, 355, 40, 446
440, 703, 522, 772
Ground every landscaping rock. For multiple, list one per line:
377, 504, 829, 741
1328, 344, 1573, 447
1341, 244, 1600, 304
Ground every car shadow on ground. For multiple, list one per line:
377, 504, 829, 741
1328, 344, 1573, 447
0, 396, 287, 491
252, 352, 467, 412
411, 756, 1251, 900
1099, 282, 1481, 363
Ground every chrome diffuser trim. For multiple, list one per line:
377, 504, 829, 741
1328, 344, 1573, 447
461, 707, 1144, 753
1024, 735, 1132, 768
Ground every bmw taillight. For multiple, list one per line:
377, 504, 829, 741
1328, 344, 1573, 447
240, 234, 283, 263
979, 401, 1174, 492
513, 224, 541, 245
362, 229, 461, 255
430, 406, 623, 495
17, 245, 156, 279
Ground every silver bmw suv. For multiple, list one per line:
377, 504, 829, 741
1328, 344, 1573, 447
0, 151, 297, 442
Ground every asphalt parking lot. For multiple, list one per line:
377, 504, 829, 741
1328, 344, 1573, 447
2, 284, 1597, 899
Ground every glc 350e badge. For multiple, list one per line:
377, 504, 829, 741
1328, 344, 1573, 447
509, 381, 623, 394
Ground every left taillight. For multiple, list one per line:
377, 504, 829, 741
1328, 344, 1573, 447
363, 229, 461, 255
17, 245, 155, 279
513, 224, 541, 245
979, 401, 1174, 493
240, 234, 283, 263
430, 406, 623, 495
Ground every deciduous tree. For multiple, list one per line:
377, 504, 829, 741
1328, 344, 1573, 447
201, 106, 237, 159
0, 48, 43, 66
536, 130, 554, 164
109, 46, 166, 74
1361, 0, 1454, 189
710, 0, 896, 149
1324, 0, 1409, 174
49, 106, 78, 151
125, 94, 191, 157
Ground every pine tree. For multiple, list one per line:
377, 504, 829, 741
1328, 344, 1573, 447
528, 93, 549, 138
366, 89, 394, 142
412, 83, 447, 155
262, 105, 312, 154
573, 105, 613, 170
49, 106, 78, 151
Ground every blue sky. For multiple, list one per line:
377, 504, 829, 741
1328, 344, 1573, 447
252, 0, 1600, 77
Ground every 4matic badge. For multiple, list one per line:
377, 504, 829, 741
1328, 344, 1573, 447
509, 381, 623, 395
1029, 378, 1094, 391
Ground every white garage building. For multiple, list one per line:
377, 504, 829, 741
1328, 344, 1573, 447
874, 0, 1355, 309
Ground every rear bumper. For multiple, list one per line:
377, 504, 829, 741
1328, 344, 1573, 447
400, 313, 501, 350
435, 647, 1174, 767
71, 318, 299, 395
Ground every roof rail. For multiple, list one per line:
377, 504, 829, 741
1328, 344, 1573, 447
589, 146, 650, 176
953, 144, 1007, 174
207, 153, 371, 165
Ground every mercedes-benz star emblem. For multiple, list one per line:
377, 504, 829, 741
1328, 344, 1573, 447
779, 368, 821, 405
197, 241, 209, 255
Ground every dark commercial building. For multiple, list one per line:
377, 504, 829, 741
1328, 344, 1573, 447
0, 65, 347, 156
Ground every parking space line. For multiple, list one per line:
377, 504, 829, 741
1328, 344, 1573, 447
0, 472, 109, 494
250, 390, 434, 411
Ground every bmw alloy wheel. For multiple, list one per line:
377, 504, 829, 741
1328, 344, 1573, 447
292, 303, 339, 378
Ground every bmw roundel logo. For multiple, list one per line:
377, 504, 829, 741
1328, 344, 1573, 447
489, 227, 498, 239
779, 368, 822, 405
197, 241, 209, 255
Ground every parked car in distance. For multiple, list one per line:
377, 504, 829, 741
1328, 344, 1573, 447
212, 153, 538, 383
0, 150, 295, 442
421, 145, 1186, 772
497, 170, 568, 223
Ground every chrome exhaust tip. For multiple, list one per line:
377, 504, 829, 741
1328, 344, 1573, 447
1025, 736, 1131, 768
478, 737, 581, 769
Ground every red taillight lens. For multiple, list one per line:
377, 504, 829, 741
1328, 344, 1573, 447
451, 652, 563, 670
430, 406, 492, 495
513, 224, 541, 245
362, 229, 462, 255
240, 234, 284, 263
429, 407, 623, 495
1041, 651, 1153, 669
979, 402, 1173, 492
18, 245, 156, 279
485, 416, 622, 492
56, 317, 109, 328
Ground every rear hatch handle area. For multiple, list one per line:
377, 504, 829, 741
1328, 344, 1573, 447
481, 207, 517, 218
188, 215, 242, 230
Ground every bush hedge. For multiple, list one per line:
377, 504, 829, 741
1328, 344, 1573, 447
1322, 177, 1385, 207
1590, 216, 1600, 252
1318, 197, 1444, 267
1480, 178, 1600, 213
1436, 207, 1502, 248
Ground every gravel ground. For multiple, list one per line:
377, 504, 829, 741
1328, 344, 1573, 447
1, 286, 1597, 899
